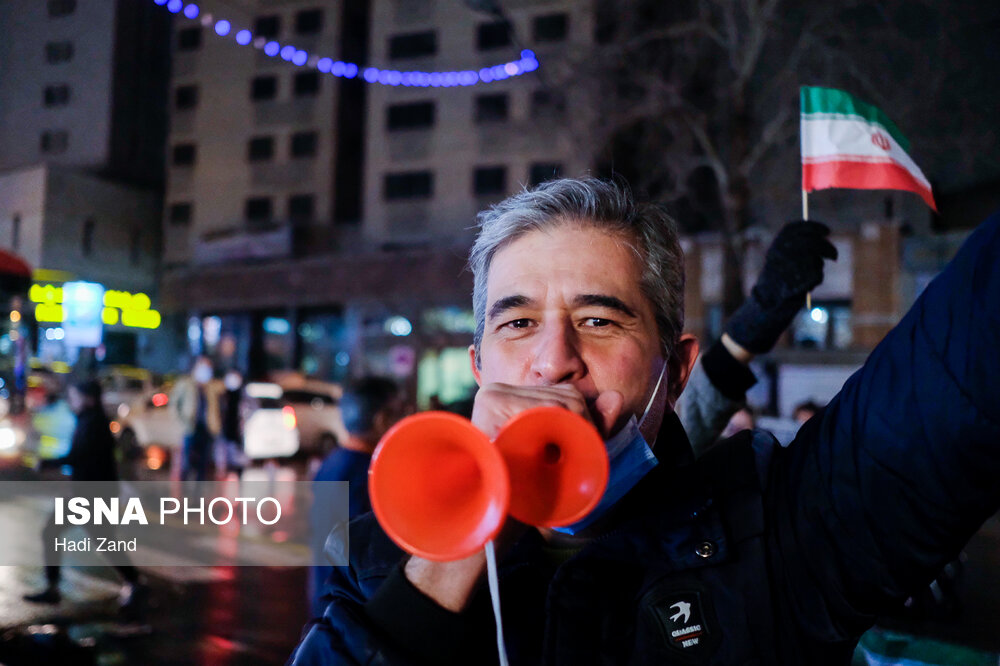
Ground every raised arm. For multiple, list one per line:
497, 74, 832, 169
767, 212, 1000, 652
679, 221, 837, 456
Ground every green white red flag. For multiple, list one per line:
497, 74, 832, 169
800, 86, 937, 211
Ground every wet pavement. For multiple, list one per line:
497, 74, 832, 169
0, 560, 309, 664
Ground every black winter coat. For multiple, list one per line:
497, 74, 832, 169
55, 406, 119, 482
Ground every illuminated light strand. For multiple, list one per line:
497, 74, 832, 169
154, 0, 540, 86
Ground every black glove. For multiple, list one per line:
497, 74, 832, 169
725, 220, 838, 354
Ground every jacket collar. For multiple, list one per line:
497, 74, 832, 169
651, 410, 695, 468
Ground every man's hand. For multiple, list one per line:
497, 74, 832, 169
725, 220, 838, 354
471, 383, 623, 440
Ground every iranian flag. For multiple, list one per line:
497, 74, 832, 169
801, 86, 936, 211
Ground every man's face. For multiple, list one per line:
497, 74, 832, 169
473, 222, 666, 434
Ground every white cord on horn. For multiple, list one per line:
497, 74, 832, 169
485, 540, 509, 666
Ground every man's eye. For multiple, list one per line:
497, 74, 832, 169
505, 318, 533, 329
583, 317, 613, 327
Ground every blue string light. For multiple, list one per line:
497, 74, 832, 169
155, 0, 540, 86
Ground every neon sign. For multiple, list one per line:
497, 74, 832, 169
30, 283, 161, 330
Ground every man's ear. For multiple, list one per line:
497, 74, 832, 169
468, 344, 482, 386
666, 334, 700, 407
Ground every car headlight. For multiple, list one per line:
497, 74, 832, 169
0, 426, 20, 451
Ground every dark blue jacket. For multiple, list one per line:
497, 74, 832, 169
310, 448, 374, 618
291, 212, 1000, 665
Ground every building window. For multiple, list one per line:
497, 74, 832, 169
11, 214, 20, 250
47, 0, 75, 18
82, 218, 95, 257
254, 15, 281, 38
251, 76, 278, 100
169, 203, 193, 225
175, 85, 198, 110
43, 84, 71, 107
387, 101, 435, 131
475, 94, 508, 123
533, 13, 568, 42
389, 31, 437, 59
248, 136, 275, 162
45, 41, 74, 63
473, 166, 507, 196
791, 302, 853, 350
172, 143, 196, 166
528, 163, 563, 186
40, 130, 68, 154
530, 89, 565, 118
384, 172, 433, 200
288, 194, 315, 222
295, 9, 323, 34
293, 71, 320, 97
245, 197, 274, 223
290, 131, 318, 158
177, 27, 202, 51
477, 21, 512, 50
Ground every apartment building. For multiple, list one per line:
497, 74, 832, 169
0, 0, 170, 368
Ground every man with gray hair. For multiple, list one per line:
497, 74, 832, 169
292, 179, 1000, 665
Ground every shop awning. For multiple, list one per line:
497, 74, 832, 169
0, 249, 32, 294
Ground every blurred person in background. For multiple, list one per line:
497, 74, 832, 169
216, 368, 247, 479
308, 376, 403, 618
171, 355, 221, 481
23, 380, 147, 616
793, 400, 821, 425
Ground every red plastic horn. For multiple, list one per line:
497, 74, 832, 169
368, 412, 510, 562
369, 407, 609, 561
495, 407, 609, 527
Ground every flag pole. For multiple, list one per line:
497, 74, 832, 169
802, 189, 812, 310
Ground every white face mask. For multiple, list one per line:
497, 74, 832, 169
193, 364, 213, 384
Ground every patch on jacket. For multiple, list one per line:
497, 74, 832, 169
641, 584, 720, 661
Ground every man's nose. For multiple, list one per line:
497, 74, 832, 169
529, 322, 585, 385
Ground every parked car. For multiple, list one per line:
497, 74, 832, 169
242, 382, 300, 460
113, 381, 300, 475
113, 387, 185, 474
276, 380, 347, 455
98, 365, 154, 420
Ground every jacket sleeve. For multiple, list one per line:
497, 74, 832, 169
765, 212, 1000, 645
290, 518, 497, 666
676, 339, 757, 457
289, 563, 385, 665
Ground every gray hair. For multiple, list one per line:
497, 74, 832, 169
469, 177, 685, 367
